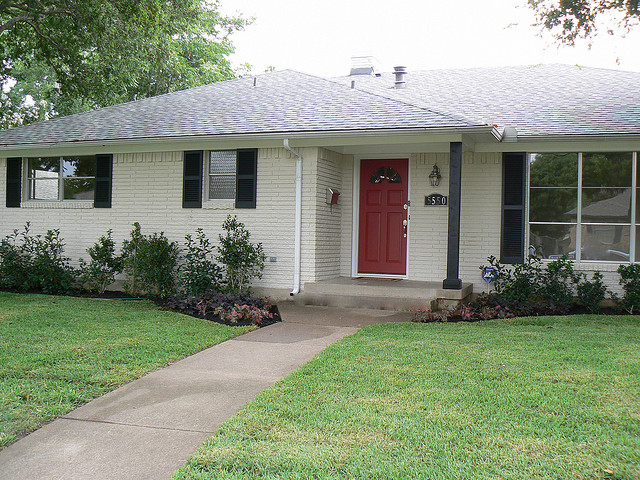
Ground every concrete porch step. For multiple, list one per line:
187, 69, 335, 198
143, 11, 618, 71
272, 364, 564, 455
300, 277, 473, 311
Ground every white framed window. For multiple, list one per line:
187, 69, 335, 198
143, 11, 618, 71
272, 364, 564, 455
528, 151, 637, 263
26, 156, 96, 201
207, 150, 237, 201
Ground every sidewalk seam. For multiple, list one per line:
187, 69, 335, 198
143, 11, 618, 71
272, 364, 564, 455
60, 416, 215, 435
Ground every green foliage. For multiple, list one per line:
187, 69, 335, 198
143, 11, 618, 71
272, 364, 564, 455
121, 223, 180, 297
0, 223, 75, 294
179, 229, 222, 296
481, 255, 542, 303
79, 230, 122, 294
481, 255, 587, 309
617, 263, 640, 313
0, 224, 36, 291
528, 0, 640, 45
1, 0, 250, 127
577, 272, 610, 313
538, 256, 581, 304
217, 216, 265, 294
32, 229, 76, 294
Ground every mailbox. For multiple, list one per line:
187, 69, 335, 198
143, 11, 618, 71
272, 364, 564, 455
326, 188, 340, 205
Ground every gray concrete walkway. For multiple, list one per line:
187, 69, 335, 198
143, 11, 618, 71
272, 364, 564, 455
0, 303, 410, 480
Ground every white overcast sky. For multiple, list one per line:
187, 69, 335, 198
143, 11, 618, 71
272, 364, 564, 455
220, 0, 640, 76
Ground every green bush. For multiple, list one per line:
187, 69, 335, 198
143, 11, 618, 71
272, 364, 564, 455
481, 255, 542, 304
179, 229, 222, 296
0, 224, 36, 290
538, 256, 581, 304
577, 272, 609, 313
121, 223, 179, 297
0, 223, 75, 294
33, 229, 76, 294
617, 264, 640, 313
217, 215, 265, 294
79, 230, 122, 294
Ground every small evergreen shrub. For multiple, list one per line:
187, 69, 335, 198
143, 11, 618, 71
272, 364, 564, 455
0, 224, 36, 290
0, 223, 75, 294
617, 264, 640, 313
577, 272, 609, 313
538, 256, 580, 305
179, 229, 222, 296
480, 255, 542, 304
79, 230, 122, 294
121, 223, 179, 297
33, 229, 76, 294
217, 215, 265, 294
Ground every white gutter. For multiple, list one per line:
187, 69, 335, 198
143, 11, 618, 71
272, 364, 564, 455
283, 139, 303, 296
0, 126, 499, 152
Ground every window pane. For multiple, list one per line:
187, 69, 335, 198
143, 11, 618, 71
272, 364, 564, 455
582, 188, 631, 223
581, 225, 630, 261
28, 157, 60, 178
209, 175, 235, 199
530, 224, 576, 259
29, 179, 59, 200
64, 178, 95, 200
210, 151, 236, 175
582, 152, 632, 187
529, 153, 577, 187
529, 188, 577, 222
63, 156, 95, 177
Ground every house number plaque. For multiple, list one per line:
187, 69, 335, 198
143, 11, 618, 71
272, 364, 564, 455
425, 194, 447, 206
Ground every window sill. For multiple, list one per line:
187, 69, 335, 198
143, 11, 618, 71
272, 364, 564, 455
22, 201, 94, 209
202, 200, 235, 210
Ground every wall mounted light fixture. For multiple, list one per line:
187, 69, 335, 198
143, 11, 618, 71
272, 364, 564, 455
429, 163, 441, 187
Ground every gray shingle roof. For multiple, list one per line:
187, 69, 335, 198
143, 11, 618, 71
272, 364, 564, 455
0, 70, 477, 146
1, 64, 638, 146
332, 64, 640, 137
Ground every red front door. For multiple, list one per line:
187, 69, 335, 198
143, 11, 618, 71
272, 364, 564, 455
358, 158, 408, 275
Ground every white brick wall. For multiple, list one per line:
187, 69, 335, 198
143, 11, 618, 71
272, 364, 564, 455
315, 148, 345, 280
0, 149, 319, 294
0, 149, 631, 296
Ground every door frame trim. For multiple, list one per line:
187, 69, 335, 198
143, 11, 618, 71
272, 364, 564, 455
351, 155, 411, 278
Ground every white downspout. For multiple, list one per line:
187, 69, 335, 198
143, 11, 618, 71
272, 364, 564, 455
283, 139, 302, 295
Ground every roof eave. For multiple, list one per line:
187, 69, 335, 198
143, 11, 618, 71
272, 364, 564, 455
0, 125, 498, 156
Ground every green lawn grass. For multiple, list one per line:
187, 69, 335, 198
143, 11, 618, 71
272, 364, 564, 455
175, 315, 640, 480
0, 292, 252, 449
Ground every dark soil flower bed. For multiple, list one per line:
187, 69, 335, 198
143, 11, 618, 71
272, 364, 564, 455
156, 292, 282, 328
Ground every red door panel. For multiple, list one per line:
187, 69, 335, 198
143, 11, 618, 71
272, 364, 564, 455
358, 158, 408, 275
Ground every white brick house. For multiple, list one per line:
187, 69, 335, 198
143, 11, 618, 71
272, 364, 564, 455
1, 65, 639, 304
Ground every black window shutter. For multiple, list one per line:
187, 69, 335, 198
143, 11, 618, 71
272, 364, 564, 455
6, 157, 22, 208
236, 149, 257, 208
94, 154, 113, 208
183, 150, 203, 208
501, 152, 526, 263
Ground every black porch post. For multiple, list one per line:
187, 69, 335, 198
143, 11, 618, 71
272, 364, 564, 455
443, 141, 462, 289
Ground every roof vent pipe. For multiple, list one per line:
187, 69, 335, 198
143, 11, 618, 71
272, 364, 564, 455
393, 66, 407, 89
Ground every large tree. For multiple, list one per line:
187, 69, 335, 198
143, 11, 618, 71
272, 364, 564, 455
527, 0, 639, 44
0, 0, 249, 128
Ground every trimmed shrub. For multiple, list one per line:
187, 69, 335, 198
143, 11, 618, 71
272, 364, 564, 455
217, 215, 265, 294
617, 264, 640, 313
79, 230, 122, 294
577, 271, 609, 313
121, 223, 179, 297
179, 229, 222, 296
537, 256, 581, 305
0, 223, 75, 294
